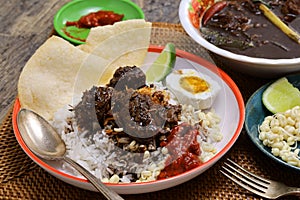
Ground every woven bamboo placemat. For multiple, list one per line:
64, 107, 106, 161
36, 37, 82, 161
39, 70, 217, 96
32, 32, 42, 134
1, 22, 299, 200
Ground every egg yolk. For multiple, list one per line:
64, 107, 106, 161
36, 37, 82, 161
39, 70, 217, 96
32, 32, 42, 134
179, 76, 209, 94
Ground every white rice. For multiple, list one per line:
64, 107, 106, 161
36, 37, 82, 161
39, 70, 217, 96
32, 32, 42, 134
51, 88, 223, 183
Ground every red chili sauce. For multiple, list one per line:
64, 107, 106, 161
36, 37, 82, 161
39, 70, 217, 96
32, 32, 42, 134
62, 28, 87, 42
158, 123, 202, 179
66, 10, 124, 28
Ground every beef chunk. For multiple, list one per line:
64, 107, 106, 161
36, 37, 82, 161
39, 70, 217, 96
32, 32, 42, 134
74, 86, 113, 131
107, 66, 146, 91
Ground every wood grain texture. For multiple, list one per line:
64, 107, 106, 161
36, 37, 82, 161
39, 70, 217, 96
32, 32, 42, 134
0, 0, 181, 123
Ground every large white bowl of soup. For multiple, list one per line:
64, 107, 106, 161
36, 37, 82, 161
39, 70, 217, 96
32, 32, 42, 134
179, 0, 300, 78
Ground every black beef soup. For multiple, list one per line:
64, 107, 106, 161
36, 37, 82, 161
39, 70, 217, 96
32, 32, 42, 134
201, 0, 300, 59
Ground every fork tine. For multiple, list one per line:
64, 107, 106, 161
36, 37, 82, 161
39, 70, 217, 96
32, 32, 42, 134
223, 161, 269, 188
221, 165, 268, 192
227, 159, 271, 184
220, 169, 267, 198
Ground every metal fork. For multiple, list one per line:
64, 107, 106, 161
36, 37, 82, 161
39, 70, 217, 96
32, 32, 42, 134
220, 159, 300, 199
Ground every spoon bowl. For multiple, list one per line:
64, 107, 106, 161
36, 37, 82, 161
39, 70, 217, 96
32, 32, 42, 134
16, 108, 123, 200
17, 109, 66, 159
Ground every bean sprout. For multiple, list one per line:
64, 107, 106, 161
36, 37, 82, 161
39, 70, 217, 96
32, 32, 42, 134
258, 106, 300, 167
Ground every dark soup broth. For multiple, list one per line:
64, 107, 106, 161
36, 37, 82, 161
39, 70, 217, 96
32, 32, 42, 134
201, 0, 300, 59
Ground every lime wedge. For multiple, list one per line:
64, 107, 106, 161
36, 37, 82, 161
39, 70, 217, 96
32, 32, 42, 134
262, 77, 300, 113
146, 43, 176, 83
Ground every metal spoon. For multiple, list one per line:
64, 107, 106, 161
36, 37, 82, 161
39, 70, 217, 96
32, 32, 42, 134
17, 108, 124, 200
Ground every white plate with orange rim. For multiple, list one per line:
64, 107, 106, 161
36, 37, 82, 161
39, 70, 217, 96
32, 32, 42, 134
12, 45, 245, 194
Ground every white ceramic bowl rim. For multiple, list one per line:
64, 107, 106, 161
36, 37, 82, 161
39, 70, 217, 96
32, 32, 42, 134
12, 46, 245, 194
179, 0, 300, 66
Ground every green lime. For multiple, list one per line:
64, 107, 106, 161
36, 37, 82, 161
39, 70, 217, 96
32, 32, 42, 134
262, 77, 300, 113
146, 43, 176, 83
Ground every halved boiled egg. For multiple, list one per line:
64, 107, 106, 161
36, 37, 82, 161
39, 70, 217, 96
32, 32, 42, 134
166, 69, 221, 110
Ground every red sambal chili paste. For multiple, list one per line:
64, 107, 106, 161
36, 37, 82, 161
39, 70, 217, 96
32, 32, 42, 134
66, 10, 124, 28
158, 123, 202, 179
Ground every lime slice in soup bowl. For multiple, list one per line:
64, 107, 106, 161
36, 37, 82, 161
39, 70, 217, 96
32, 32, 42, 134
53, 0, 145, 45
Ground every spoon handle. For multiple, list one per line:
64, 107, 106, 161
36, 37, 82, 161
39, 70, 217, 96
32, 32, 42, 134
63, 156, 124, 200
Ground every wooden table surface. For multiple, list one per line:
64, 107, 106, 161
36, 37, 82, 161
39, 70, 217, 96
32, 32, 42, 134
0, 0, 181, 124
4, 1, 299, 200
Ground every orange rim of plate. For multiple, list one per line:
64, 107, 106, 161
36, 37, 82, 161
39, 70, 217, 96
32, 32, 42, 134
12, 45, 245, 187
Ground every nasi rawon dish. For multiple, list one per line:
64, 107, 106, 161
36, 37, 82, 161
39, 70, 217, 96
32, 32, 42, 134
17, 19, 223, 183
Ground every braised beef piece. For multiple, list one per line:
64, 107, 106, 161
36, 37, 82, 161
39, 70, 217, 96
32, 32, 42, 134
130, 90, 182, 129
107, 66, 146, 91
129, 91, 156, 126
282, 0, 300, 15
209, 0, 260, 34
111, 88, 181, 143
75, 66, 145, 131
74, 86, 113, 131
129, 89, 173, 126
94, 87, 114, 126
74, 66, 181, 147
